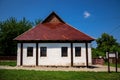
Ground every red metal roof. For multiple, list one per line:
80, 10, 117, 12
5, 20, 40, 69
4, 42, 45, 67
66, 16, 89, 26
14, 12, 94, 41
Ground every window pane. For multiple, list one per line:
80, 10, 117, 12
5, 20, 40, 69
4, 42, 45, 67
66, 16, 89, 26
61, 47, 68, 57
27, 47, 33, 57
75, 47, 81, 57
40, 47, 47, 57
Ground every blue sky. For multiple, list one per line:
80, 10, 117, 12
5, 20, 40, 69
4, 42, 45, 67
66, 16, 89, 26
0, 0, 120, 47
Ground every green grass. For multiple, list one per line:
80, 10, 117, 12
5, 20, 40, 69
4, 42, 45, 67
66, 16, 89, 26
104, 62, 120, 68
0, 60, 16, 66
0, 69, 120, 80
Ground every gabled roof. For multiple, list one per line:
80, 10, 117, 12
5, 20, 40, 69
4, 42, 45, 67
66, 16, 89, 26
14, 12, 94, 42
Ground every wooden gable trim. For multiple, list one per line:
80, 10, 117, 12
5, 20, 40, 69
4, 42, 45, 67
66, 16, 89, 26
41, 12, 65, 24
16, 40, 92, 43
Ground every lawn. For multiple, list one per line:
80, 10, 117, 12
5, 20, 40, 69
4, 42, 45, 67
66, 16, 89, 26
0, 69, 120, 80
0, 60, 16, 66
104, 62, 120, 68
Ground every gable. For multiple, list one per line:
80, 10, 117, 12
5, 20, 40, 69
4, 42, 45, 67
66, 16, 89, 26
42, 12, 65, 24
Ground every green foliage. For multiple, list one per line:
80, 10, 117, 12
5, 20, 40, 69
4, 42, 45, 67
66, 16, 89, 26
0, 69, 120, 80
104, 62, 120, 68
0, 17, 42, 56
0, 17, 33, 56
0, 60, 16, 66
93, 33, 120, 58
92, 48, 105, 58
34, 18, 42, 25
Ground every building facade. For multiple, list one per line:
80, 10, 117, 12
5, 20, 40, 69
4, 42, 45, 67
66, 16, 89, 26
15, 12, 94, 67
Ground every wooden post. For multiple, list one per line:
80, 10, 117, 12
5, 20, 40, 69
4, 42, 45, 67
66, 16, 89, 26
71, 43, 73, 67
115, 52, 118, 72
36, 43, 38, 66
108, 52, 110, 73
85, 43, 88, 68
20, 43, 23, 66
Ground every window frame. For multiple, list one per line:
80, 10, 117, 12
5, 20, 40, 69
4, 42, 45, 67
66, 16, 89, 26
40, 47, 47, 57
75, 47, 81, 57
27, 47, 33, 57
61, 47, 68, 57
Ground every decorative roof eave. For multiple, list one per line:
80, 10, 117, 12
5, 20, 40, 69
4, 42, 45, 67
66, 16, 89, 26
14, 40, 94, 43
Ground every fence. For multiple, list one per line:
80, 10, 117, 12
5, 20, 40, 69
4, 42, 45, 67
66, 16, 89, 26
0, 56, 17, 60
109, 58, 120, 64
92, 58, 104, 65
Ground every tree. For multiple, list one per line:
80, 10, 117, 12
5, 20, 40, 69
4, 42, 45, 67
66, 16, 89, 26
34, 18, 42, 25
92, 48, 105, 58
94, 33, 120, 57
0, 17, 32, 56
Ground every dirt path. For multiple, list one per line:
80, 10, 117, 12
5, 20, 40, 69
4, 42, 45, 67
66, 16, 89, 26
0, 65, 120, 72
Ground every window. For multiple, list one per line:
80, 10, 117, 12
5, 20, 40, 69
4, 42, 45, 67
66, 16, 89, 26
27, 47, 33, 57
61, 47, 68, 57
75, 47, 81, 57
40, 47, 47, 57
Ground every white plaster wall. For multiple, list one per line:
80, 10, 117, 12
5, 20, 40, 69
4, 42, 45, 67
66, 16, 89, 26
38, 43, 71, 66
17, 43, 21, 66
73, 43, 92, 66
17, 42, 92, 66
88, 43, 92, 65
22, 43, 36, 66
73, 43, 86, 66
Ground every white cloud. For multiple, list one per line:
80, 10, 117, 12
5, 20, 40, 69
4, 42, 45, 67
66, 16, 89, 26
84, 11, 91, 18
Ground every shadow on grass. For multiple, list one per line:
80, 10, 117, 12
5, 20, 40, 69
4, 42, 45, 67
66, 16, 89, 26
72, 65, 99, 69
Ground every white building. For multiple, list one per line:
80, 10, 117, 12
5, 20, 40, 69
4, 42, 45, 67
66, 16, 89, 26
14, 12, 94, 67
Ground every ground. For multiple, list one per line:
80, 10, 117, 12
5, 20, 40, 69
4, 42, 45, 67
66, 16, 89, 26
0, 61, 120, 80
0, 65, 120, 72
0, 69, 120, 80
0, 60, 120, 72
